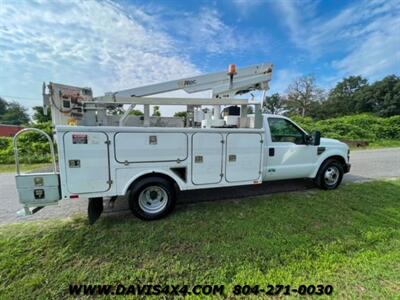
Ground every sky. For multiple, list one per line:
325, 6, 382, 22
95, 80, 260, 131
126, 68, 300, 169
0, 0, 399, 116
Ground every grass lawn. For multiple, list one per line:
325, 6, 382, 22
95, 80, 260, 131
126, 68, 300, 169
0, 163, 53, 174
368, 139, 400, 149
1, 180, 399, 299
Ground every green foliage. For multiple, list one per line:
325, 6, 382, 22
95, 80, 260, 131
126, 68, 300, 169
152, 105, 161, 117
0, 101, 30, 125
362, 75, 400, 117
32, 106, 52, 123
382, 115, 400, 140
320, 75, 400, 119
128, 109, 144, 116
284, 75, 399, 119
0, 122, 55, 164
290, 116, 314, 132
263, 93, 286, 114
174, 111, 187, 118
0, 163, 53, 173
0, 97, 7, 115
322, 76, 368, 118
0, 137, 14, 164
293, 114, 400, 141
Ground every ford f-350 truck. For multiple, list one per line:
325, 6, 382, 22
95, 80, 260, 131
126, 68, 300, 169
13, 63, 350, 223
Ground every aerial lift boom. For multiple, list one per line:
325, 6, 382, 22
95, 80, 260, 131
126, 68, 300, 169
43, 63, 273, 128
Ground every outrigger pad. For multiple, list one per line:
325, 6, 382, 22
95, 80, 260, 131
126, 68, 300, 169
88, 197, 103, 225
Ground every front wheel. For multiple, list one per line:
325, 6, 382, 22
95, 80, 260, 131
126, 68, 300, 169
128, 177, 176, 220
315, 159, 344, 190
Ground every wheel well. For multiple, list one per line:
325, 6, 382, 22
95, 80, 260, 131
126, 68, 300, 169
127, 172, 180, 195
323, 155, 346, 169
315, 155, 347, 180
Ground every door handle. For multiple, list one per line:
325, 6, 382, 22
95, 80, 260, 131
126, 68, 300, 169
194, 155, 203, 163
269, 148, 275, 157
228, 154, 236, 162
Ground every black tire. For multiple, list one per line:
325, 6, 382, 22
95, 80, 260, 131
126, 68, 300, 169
314, 159, 344, 190
128, 176, 176, 220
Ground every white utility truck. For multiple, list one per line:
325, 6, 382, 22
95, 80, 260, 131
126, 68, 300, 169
14, 63, 350, 223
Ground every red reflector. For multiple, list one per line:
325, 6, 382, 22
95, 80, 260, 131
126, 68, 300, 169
70, 195, 79, 199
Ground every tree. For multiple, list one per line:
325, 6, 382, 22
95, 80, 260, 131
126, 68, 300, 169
32, 106, 52, 123
356, 75, 400, 117
286, 76, 324, 117
174, 111, 187, 126
152, 105, 161, 117
107, 105, 124, 115
174, 111, 187, 118
263, 93, 286, 114
129, 109, 144, 116
323, 76, 369, 118
0, 101, 30, 125
0, 97, 7, 116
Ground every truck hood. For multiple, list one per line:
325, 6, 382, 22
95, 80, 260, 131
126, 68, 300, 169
320, 137, 347, 148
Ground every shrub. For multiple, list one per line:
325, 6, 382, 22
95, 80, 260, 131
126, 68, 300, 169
290, 116, 314, 133
382, 115, 400, 140
292, 114, 397, 142
0, 137, 14, 164
0, 122, 55, 164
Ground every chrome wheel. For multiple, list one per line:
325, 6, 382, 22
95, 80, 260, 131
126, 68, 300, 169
138, 186, 168, 214
324, 166, 339, 185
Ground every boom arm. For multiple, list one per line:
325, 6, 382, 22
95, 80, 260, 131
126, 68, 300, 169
44, 63, 273, 128
104, 63, 273, 99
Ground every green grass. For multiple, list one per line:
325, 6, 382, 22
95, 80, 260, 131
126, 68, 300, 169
0, 163, 52, 173
368, 139, 400, 149
1, 180, 399, 299
349, 139, 400, 150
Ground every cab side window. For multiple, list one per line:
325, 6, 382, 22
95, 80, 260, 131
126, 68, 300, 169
268, 118, 305, 144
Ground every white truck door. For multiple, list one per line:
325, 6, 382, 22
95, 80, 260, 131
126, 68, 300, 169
225, 133, 263, 182
264, 117, 318, 180
192, 133, 223, 185
63, 132, 111, 194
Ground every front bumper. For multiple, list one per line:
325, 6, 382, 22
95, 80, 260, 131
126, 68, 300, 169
344, 163, 351, 173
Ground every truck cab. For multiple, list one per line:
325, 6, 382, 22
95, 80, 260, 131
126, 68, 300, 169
262, 114, 350, 188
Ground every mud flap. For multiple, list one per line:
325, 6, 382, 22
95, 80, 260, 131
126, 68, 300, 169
88, 197, 103, 225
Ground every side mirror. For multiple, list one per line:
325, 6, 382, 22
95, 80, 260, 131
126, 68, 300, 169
305, 134, 313, 144
312, 131, 321, 146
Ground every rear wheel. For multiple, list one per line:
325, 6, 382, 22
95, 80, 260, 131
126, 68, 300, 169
315, 159, 344, 190
128, 177, 176, 220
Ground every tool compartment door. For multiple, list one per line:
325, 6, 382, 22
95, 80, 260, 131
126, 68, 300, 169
225, 133, 263, 182
63, 132, 110, 194
192, 133, 223, 185
114, 132, 188, 163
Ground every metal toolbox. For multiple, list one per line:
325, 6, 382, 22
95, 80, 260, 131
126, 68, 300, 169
15, 173, 61, 206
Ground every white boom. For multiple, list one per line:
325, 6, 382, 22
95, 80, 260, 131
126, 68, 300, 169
104, 63, 273, 98
44, 63, 273, 128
